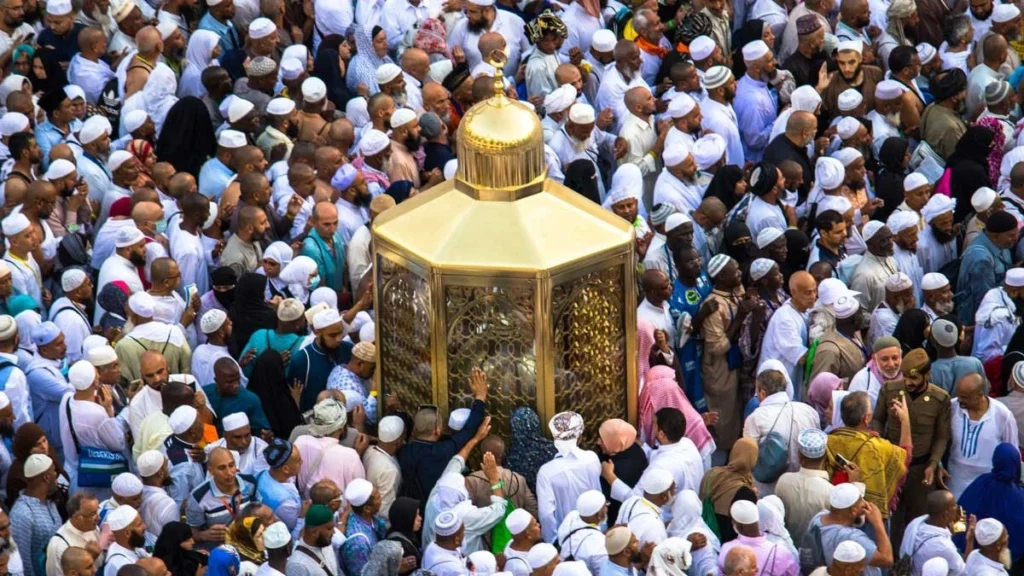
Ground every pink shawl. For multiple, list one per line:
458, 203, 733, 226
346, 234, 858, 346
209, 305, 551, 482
639, 365, 714, 454
638, 319, 656, 387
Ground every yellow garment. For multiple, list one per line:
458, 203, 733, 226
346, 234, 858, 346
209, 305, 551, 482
826, 428, 908, 518
133, 411, 172, 460
623, 19, 637, 41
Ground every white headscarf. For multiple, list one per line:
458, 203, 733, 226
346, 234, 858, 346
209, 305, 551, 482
770, 85, 822, 143
142, 64, 179, 137
178, 30, 221, 99
667, 490, 720, 549
0, 75, 29, 109
758, 495, 797, 557
648, 538, 692, 576
279, 255, 319, 303
433, 472, 470, 511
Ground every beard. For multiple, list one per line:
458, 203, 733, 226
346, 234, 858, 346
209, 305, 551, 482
129, 531, 146, 549
314, 533, 333, 548
129, 253, 146, 266
846, 177, 865, 192
161, 475, 173, 487
931, 225, 956, 244
891, 301, 907, 315
571, 135, 592, 153
931, 299, 955, 315
403, 134, 422, 152
392, 90, 408, 108
1001, 547, 1013, 568
881, 365, 902, 379
971, 6, 993, 19
840, 64, 862, 83
885, 111, 902, 126
355, 192, 372, 207
3, 14, 22, 27
467, 18, 486, 33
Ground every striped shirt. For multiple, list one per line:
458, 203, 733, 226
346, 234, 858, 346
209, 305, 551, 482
185, 475, 259, 530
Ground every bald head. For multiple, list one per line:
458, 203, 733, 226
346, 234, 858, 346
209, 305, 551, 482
61, 547, 94, 576
957, 373, 985, 395
168, 172, 196, 199
136, 26, 162, 54
786, 111, 816, 136
423, 81, 448, 102
472, 76, 497, 103
50, 143, 74, 163
238, 205, 263, 228
161, 382, 194, 415
789, 270, 815, 292
624, 87, 650, 112
328, 118, 354, 146
400, 47, 430, 80
152, 161, 175, 185
78, 27, 105, 53
614, 39, 639, 61
140, 350, 165, 371
555, 63, 581, 85
314, 146, 342, 169
132, 201, 162, 223
150, 257, 176, 284
232, 146, 263, 171
131, 187, 160, 205
136, 558, 167, 576
723, 546, 757, 575
1011, 162, 1024, 188
984, 32, 1008, 65
208, 446, 232, 468
641, 269, 669, 291
478, 32, 506, 59
926, 489, 955, 518
698, 197, 727, 221
840, 0, 868, 22
313, 200, 338, 222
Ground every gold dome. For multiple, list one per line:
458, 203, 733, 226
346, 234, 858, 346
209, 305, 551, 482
455, 61, 545, 196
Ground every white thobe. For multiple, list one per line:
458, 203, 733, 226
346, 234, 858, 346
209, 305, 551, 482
947, 397, 1019, 499
46, 522, 102, 576
128, 385, 163, 440
422, 543, 469, 576
967, 63, 1001, 121
403, 72, 423, 112
140, 485, 178, 541
734, 74, 777, 162
312, 0, 353, 52
335, 198, 369, 245
421, 455, 507, 553
192, 343, 246, 388
898, 515, 967, 576
49, 297, 91, 363
103, 543, 149, 576
526, 50, 561, 99
95, 253, 144, 323
964, 550, 1009, 576
595, 68, 649, 134
355, 0, 386, 32
748, 0, 787, 42
701, 97, 744, 166
275, 193, 313, 240
67, 54, 116, 105
98, 183, 132, 229
74, 148, 113, 204
347, 225, 372, 290
548, 126, 616, 198
848, 366, 895, 410
745, 196, 788, 238
867, 302, 899, 350
759, 300, 808, 397
559, 2, 602, 55
615, 497, 667, 547
92, 219, 135, 270
638, 40, 671, 86
917, 226, 958, 275
865, 110, 901, 157
536, 448, 602, 543
556, 512, 607, 576
446, 10, 529, 77
3, 253, 42, 310
653, 170, 702, 215
611, 439, 704, 504
849, 252, 898, 316
58, 395, 126, 497
892, 245, 923, 305
381, 0, 429, 51
170, 226, 210, 297
619, 113, 659, 202
637, 299, 675, 345
0, 351, 33, 430
973, 287, 1020, 363
742, 393, 820, 489
205, 436, 269, 476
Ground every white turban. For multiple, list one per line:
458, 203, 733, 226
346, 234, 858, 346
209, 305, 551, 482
921, 194, 955, 223
815, 157, 845, 190
886, 210, 919, 234
692, 134, 726, 170
544, 85, 576, 115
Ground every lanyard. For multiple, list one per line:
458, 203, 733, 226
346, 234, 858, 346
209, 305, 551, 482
216, 491, 242, 520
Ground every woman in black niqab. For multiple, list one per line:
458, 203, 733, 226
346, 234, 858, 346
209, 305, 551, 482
873, 137, 909, 223
563, 159, 601, 204
227, 273, 278, 357
154, 522, 208, 576
782, 228, 811, 284
949, 125, 995, 223
705, 165, 746, 211
156, 96, 217, 178
387, 497, 423, 567
313, 44, 354, 110
247, 350, 303, 437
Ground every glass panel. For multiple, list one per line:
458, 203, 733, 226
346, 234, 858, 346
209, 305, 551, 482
376, 254, 433, 411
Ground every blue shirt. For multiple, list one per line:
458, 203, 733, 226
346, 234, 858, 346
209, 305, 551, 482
25, 357, 71, 455
600, 560, 638, 576
36, 24, 85, 65
197, 13, 242, 55
198, 157, 235, 200
300, 229, 345, 294
931, 356, 985, 394
35, 122, 70, 171
734, 74, 778, 162
288, 340, 352, 412
957, 232, 1012, 325
202, 384, 272, 434
326, 366, 378, 425
10, 494, 61, 576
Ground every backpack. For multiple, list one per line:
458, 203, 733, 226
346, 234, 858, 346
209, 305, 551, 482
799, 523, 826, 575
891, 534, 941, 576
752, 404, 794, 484
36, 534, 68, 576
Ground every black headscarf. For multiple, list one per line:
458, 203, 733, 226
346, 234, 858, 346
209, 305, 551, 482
706, 166, 745, 211
949, 125, 995, 222
156, 96, 217, 178
30, 47, 66, 94
385, 180, 415, 204
725, 221, 755, 265
931, 68, 967, 102
1003, 323, 1024, 389
313, 47, 352, 110
782, 228, 811, 284
874, 137, 909, 222
563, 159, 600, 204
227, 274, 278, 357
210, 266, 238, 309
731, 19, 766, 78
951, 125, 995, 166
154, 522, 208, 576
246, 350, 303, 438
387, 497, 422, 564
892, 308, 931, 354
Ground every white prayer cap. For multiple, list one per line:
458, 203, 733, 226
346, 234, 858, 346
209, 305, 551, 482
689, 35, 716, 60
707, 254, 732, 278
378, 415, 405, 443
862, 221, 886, 241
741, 40, 770, 61
267, 97, 296, 116
0, 112, 28, 137
313, 309, 343, 330
916, 42, 938, 65
756, 227, 784, 249
819, 195, 852, 215
994, 3, 1020, 22
506, 509, 534, 536
875, 79, 906, 100
227, 98, 255, 123
663, 140, 691, 167
552, 563, 591, 576
157, 21, 177, 40
833, 294, 860, 319
302, 77, 327, 102
692, 134, 726, 170
469, 552, 497, 574
359, 320, 375, 343
111, 0, 137, 19
48, 0, 73, 15
69, 360, 96, 391
887, 210, 919, 234
83, 335, 109, 356
377, 63, 403, 85
434, 510, 462, 536
921, 558, 949, 576
344, 478, 374, 507
1, 213, 29, 236
527, 544, 559, 569
137, 450, 166, 477
730, 500, 759, 524
832, 147, 862, 167
107, 150, 134, 172
79, 115, 112, 145
217, 129, 246, 149
922, 193, 955, 223
921, 272, 950, 290
390, 108, 417, 129
904, 172, 929, 191
200, 309, 227, 334
836, 117, 862, 140
886, 272, 913, 292
544, 85, 576, 114
1006, 268, 1024, 287
972, 186, 998, 212
665, 212, 691, 232
932, 319, 959, 348
360, 129, 390, 156
123, 109, 148, 133
815, 156, 845, 189
667, 92, 696, 118
0, 392, 10, 410
88, 345, 117, 367
61, 268, 87, 293
248, 17, 276, 39
0, 315, 13, 341
591, 29, 616, 52
568, 103, 595, 124
223, 412, 249, 432
277, 298, 304, 322
837, 40, 862, 54
444, 159, 458, 180
576, 490, 606, 516
833, 541, 866, 563
169, 405, 198, 435
107, 505, 138, 531
837, 89, 864, 112
641, 468, 674, 495
112, 472, 143, 497
750, 258, 775, 282
446, 408, 471, 431
280, 58, 305, 81
829, 482, 861, 509
704, 66, 733, 89
44, 159, 76, 181
976, 518, 1005, 546
264, 522, 291, 549
115, 225, 145, 248
23, 454, 52, 478
128, 292, 155, 318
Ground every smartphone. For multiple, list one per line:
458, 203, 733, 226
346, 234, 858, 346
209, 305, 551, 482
185, 283, 198, 303
835, 453, 851, 468
826, 59, 838, 74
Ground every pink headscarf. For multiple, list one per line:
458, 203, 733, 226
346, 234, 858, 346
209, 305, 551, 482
599, 419, 638, 454
807, 372, 843, 428
638, 319, 656, 386
639, 365, 714, 453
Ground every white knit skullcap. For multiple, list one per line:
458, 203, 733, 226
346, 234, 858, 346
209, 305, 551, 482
123, 109, 149, 133
833, 540, 866, 562
689, 36, 716, 60
227, 98, 255, 123
544, 85, 577, 114
904, 172, 929, 191
505, 509, 534, 536
106, 505, 138, 531
921, 194, 955, 223
885, 272, 912, 292
749, 258, 775, 282
707, 254, 732, 278
972, 187, 998, 212
667, 92, 696, 119
69, 360, 96, 391
200, 309, 227, 334
976, 518, 1005, 546
862, 221, 886, 242
169, 405, 198, 435
836, 117, 861, 140
665, 212, 691, 232
591, 29, 616, 52
79, 115, 112, 145
108, 150, 134, 172
267, 98, 296, 116
837, 40, 862, 54
0, 113, 28, 137
111, 473, 143, 497
756, 227, 784, 249
377, 63, 403, 85
887, 210, 920, 234
837, 89, 863, 112
280, 58, 305, 81
917, 42, 938, 65
88, 345, 117, 367
360, 129, 390, 156
313, 309, 343, 330
742, 40, 770, 61
833, 293, 861, 319
44, 159, 76, 181
61, 268, 87, 292
127, 292, 155, 317
568, 103, 595, 124
829, 482, 861, 509
137, 450, 166, 477
378, 415, 405, 443
434, 510, 463, 536
302, 77, 327, 102
875, 79, 906, 100
993, 3, 1020, 23
663, 140, 691, 167
730, 500, 759, 524
641, 468, 674, 494
222, 412, 249, 432
921, 558, 949, 576
832, 147, 862, 167
390, 108, 417, 129
921, 272, 949, 290
248, 17, 276, 39
23, 454, 52, 478
344, 478, 374, 506
576, 490, 606, 517
2, 213, 29, 237
818, 195, 852, 215
218, 130, 246, 148
527, 543, 559, 569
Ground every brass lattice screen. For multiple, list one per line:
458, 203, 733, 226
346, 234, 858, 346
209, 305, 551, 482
376, 254, 433, 410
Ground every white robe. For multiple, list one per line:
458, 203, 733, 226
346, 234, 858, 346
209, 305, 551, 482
59, 394, 126, 495
849, 252, 898, 317
3, 253, 42, 311
95, 253, 144, 324
947, 397, 1019, 499
205, 435, 269, 476
191, 343, 247, 388
867, 302, 899, 350
653, 170, 703, 215
67, 53, 116, 105
759, 300, 808, 398
49, 297, 91, 363
92, 218, 135, 270
973, 287, 1020, 363
128, 385, 163, 440
536, 448, 602, 543
745, 196, 788, 239
169, 226, 210, 297
917, 226, 958, 275
892, 245, 923, 305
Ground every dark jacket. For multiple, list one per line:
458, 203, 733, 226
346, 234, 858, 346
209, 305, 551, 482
397, 399, 486, 507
